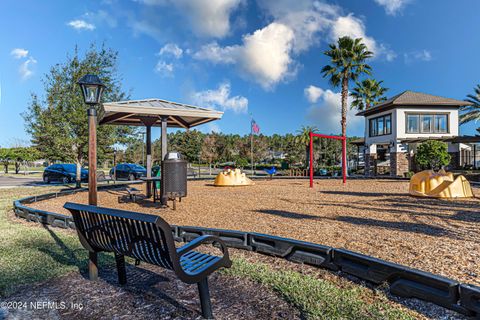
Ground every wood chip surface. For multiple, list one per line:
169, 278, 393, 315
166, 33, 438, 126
28, 179, 480, 286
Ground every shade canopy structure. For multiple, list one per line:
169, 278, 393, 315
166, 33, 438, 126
98, 98, 223, 202
100, 98, 223, 128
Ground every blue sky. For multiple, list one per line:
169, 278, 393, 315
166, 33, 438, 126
1, 0, 479, 147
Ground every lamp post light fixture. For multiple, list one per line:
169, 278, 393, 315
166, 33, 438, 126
77, 74, 105, 206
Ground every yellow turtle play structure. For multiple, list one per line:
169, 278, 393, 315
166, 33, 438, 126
214, 168, 254, 187
409, 169, 474, 198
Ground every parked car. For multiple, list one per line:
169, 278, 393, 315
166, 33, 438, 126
43, 164, 88, 184
110, 163, 147, 181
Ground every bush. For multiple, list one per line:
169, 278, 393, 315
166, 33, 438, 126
415, 141, 451, 170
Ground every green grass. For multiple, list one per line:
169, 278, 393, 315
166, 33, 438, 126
0, 187, 115, 296
222, 258, 419, 320
0, 188, 418, 319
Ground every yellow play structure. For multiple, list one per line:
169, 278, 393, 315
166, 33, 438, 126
214, 168, 254, 187
409, 169, 474, 198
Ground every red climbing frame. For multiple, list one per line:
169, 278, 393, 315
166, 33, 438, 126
309, 132, 347, 187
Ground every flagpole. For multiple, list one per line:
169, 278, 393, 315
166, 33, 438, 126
250, 116, 254, 177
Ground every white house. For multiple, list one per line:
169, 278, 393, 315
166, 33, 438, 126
355, 91, 479, 176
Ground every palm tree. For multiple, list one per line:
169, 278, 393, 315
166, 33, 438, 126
350, 79, 388, 110
321, 36, 373, 139
295, 126, 318, 170
460, 85, 480, 124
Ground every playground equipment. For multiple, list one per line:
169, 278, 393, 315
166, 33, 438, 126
264, 167, 277, 179
309, 132, 347, 187
214, 168, 254, 187
409, 170, 474, 198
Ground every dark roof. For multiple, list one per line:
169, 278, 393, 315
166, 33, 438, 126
356, 91, 472, 116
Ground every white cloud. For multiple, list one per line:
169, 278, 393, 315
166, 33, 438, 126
330, 14, 378, 54
191, 82, 248, 113
404, 49, 432, 64
238, 23, 295, 89
136, 0, 243, 38
10, 48, 28, 59
304, 85, 323, 103
384, 47, 398, 61
330, 14, 396, 61
193, 42, 237, 64
194, 22, 296, 90
154, 61, 174, 76
305, 87, 363, 136
67, 19, 96, 31
193, 1, 394, 89
158, 43, 183, 58
19, 57, 37, 80
374, 0, 411, 15
257, 0, 340, 53
84, 10, 117, 28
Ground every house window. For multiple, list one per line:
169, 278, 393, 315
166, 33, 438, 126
421, 114, 433, 133
406, 113, 449, 134
435, 114, 448, 133
369, 114, 392, 137
407, 114, 420, 133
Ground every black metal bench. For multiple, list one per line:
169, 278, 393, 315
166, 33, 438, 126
64, 202, 232, 319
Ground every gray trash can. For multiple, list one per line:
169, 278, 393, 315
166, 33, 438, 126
161, 152, 187, 209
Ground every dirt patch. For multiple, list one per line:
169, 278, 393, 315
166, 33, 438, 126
1, 262, 299, 320
27, 179, 480, 285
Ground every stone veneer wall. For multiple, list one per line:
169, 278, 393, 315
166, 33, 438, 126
390, 152, 410, 177
364, 153, 377, 176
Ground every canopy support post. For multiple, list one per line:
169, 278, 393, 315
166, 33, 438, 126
146, 125, 152, 198
160, 116, 168, 205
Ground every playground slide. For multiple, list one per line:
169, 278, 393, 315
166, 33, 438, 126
409, 170, 474, 198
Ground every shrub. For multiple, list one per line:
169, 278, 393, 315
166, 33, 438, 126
415, 141, 451, 170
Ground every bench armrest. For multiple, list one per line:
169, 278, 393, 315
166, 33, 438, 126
176, 235, 228, 257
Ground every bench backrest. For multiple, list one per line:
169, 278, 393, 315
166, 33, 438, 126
64, 202, 176, 270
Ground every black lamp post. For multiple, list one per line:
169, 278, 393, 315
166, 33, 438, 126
77, 74, 105, 206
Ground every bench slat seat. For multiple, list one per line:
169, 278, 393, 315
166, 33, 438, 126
64, 202, 231, 319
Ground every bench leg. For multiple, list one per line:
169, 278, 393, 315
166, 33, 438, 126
88, 252, 98, 281
197, 278, 213, 319
115, 254, 127, 285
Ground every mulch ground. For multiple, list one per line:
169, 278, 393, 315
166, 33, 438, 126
0, 261, 299, 320
28, 178, 480, 286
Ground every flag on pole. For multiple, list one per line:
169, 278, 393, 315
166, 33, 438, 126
251, 119, 260, 134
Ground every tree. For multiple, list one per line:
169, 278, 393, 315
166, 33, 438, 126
24, 44, 134, 188
415, 141, 451, 170
0, 148, 12, 173
284, 134, 302, 167
294, 126, 319, 170
350, 79, 388, 110
201, 134, 218, 175
11, 147, 41, 174
460, 84, 480, 124
321, 36, 373, 138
